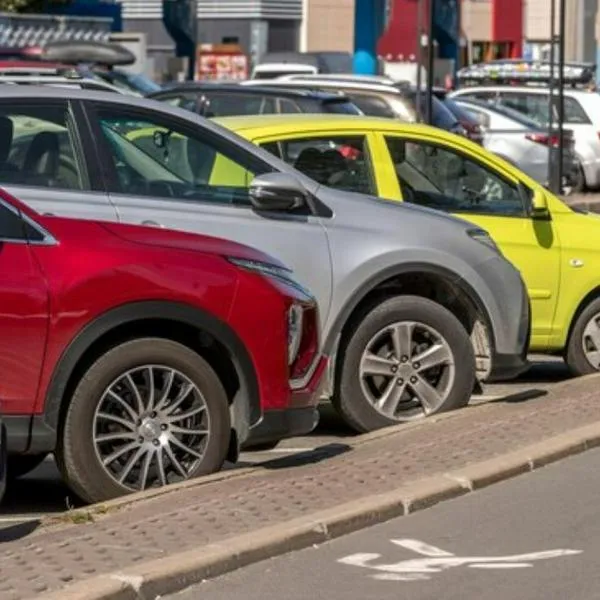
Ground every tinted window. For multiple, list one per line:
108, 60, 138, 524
385, 136, 525, 217
201, 93, 264, 117
261, 97, 277, 114
0, 103, 86, 190
279, 98, 302, 113
348, 94, 397, 118
497, 92, 591, 126
0, 202, 26, 240
94, 110, 273, 205
563, 97, 591, 124
321, 99, 362, 115
405, 91, 459, 130
261, 135, 376, 195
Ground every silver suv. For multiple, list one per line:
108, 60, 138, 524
0, 87, 530, 432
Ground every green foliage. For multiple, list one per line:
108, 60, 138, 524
0, 0, 72, 14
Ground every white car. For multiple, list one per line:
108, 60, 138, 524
449, 85, 600, 190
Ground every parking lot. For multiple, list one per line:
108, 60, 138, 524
1, 355, 570, 528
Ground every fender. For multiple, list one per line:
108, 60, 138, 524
323, 262, 495, 356
32, 300, 260, 452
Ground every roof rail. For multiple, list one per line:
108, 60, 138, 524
456, 59, 596, 87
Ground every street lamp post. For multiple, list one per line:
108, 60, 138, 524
557, 0, 566, 193
416, 0, 423, 122
426, 0, 435, 125
548, 0, 557, 193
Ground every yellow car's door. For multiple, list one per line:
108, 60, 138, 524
373, 131, 561, 349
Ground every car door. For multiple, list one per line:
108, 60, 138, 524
0, 199, 48, 431
375, 132, 561, 349
0, 99, 117, 222
82, 100, 333, 318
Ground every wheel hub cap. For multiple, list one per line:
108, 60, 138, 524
92, 365, 210, 492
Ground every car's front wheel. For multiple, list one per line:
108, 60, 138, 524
333, 295, 475, 433
56, 338, 231, 504
565, 298, 600, 376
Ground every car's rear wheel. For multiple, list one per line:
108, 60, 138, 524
333, 295, 475, 433
7, 453, 48, 480
56, 338, 231, 504
565, 298, 600, 375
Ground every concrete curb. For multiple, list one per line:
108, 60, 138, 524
33, 417, 600, 600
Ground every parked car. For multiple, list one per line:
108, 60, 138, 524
219, 113, 600, 378
147, 83, 362, 117
449, 84, 600, 190
453, 97, 580, 191
429, 88, 484, 144
0, 185, 325, 503
0, 86, 530, 433
0, 415, 5, 504
242, 76, 467, 137
251, 51, 360, 79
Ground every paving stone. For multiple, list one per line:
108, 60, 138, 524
1, 376, 600, 598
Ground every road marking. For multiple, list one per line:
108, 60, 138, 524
338, 538, 581, 581
0, 516, 44, 523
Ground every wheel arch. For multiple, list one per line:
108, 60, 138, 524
37, 301, 260, 456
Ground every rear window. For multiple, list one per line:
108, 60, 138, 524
321, 99, 362, 115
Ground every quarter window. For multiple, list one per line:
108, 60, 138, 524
260, 135, 376, 195
384, 137, 526, 217
94, 109, 273, 205
0, 104, 85, 190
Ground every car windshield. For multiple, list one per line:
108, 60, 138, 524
443, 99, 479, 124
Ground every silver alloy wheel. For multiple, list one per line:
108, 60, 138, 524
359, 321, 456, 421
93, 365, 210, 491
582, 314, 600, 369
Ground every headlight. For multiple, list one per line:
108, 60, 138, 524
287, 304, 304, 365
467, 228, 502, 255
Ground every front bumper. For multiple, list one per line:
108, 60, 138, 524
243, 356, 328, 448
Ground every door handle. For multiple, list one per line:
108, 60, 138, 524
141, 220, 164, 228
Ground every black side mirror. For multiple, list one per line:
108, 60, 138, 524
249, 172, 308, 212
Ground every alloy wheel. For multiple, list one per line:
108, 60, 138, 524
581, 314, 600, 370
359, 321, 456, 421
92, 365, 210, 491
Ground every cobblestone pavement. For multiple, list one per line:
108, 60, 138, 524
0, 357, 571, 527
0, 364, 597, 599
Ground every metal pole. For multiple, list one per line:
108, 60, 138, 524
557, 0, 566, 194
548, 0, 557, 193
416, 0, 423, 122
426, 0, 435, 125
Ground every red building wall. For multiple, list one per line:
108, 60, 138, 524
377, 0, 523, 60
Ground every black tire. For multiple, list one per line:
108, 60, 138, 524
56, 338, 231, 504
7, 453, 48, 480
565, 298, 600, 376
332, 295, 476, 433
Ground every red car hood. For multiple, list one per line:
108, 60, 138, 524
98, 221, 287, 269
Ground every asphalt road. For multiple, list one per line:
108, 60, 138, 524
0, 356, 572, 525
170, 445, 600, 600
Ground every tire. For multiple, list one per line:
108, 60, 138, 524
569, 163, 586, 195
56, 338, 231, 504
565, 298, 600, 376
7, 453, 48, 480
332, 295, 475, 433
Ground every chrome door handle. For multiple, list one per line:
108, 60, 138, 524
141, 220, 164, 228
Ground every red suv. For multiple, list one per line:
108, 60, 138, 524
0, 188, 325, 503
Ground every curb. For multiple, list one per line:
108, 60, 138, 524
33, 417, 600, 600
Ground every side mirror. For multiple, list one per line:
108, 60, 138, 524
249, 172, 308, 212
520, 182, 549, 219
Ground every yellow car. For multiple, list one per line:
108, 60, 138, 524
215, 113, 600, 376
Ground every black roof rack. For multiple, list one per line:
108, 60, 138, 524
456, 59, 596, 87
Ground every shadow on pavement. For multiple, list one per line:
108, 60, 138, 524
258, 442, 352, 470
0, 520, 40, 542
491, 389, 548, 404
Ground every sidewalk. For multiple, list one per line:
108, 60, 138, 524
2, 374, 600, 600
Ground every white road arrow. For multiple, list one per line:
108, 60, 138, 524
338, 538, 582, 581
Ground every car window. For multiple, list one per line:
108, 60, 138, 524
348, 94, 396, 118
201, 93, 264, 117
0, 104, 85, 190
279, 98, 302, 113
384, 136, 526, 217
260, 97, 277, 114
0, 202, 27, 240
260, 134, 376, 195
321, 99, 362, 115
94, 110, 273, 205
562, 97, 591, 124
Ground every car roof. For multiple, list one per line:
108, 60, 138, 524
212, 113, 448, 136
152, 83, 348, 100
452, 85, 588, 97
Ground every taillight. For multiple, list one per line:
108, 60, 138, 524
288, 304, 319, 381
525, 133, 561, 147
